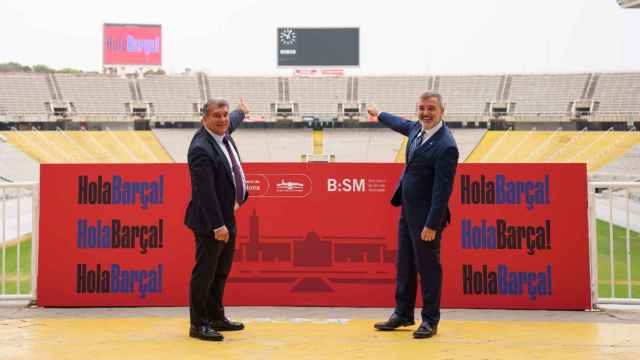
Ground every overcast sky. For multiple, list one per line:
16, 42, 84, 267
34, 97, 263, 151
0, 0, 638, 75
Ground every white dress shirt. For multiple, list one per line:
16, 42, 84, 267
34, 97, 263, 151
420, 120, 443, 146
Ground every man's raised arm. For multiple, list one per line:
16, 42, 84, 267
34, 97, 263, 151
368, 105, 413, 137
228, 97, 251, 134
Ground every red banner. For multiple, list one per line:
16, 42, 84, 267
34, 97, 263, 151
38, 163, 589, 309
446, 164, 589, 310
103, 24, 161, 66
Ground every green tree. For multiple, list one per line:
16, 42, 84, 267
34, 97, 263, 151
0, 62, 31, 72
144, 68, 166, 76
57, 68, 83, 75
32, 64, 54, 73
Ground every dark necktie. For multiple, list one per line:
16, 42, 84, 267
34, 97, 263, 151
408, 130, 424, 160
222, 135, 246, 205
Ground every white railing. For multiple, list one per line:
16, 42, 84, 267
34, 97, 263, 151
589, 181, 640, 305
0, 182, 39, 302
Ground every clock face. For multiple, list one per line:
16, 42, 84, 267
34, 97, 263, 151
280, 28, 296, 46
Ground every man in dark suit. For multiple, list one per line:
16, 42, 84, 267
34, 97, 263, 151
369, 92, 459, 339
184, 97, 250, 341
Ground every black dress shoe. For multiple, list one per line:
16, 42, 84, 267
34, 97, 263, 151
374, 313, 415, 331
189, 324, 224, 341
413, 323, 437, 339
210, 318, 245, 331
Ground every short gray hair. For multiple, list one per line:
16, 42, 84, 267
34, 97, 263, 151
419, 91, 445, 111
201, 98, 229, 117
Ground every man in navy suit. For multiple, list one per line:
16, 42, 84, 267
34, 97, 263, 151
184, 98, 250, 341
369, 92, 459, 339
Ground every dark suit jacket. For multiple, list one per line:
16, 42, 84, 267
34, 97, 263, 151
379, 112, 459, 232
184, 110, 248, 234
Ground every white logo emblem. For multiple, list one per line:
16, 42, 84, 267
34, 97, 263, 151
280, 28, 296, 46
276, 179, 304, 191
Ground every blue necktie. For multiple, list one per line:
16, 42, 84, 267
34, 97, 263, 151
408, 130, 424, 160
222, 135, 246, 205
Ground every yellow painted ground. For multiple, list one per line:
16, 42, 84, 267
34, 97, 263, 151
395, 137, 407, 163
1, 318, 638, 360
312, 129, 324, 155
465, 131, 640, 172
1, 130, 173, 163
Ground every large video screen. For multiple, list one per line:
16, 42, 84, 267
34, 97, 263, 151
277, 28, 359, 67
103, 23, 162, 66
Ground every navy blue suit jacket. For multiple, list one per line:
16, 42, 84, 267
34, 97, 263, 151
184, 110, 248, 234
379, 112, 459, 232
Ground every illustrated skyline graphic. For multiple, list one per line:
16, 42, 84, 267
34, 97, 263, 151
230, 208, 397, 292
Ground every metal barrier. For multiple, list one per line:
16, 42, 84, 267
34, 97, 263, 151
589, 181, 640, 305
0, 182, 38, 302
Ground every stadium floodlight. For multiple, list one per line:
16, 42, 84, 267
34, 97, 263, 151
617, 0, 640, 8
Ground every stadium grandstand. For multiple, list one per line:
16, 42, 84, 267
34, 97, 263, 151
1, 72, 639, 128
1, 71, 639, 184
